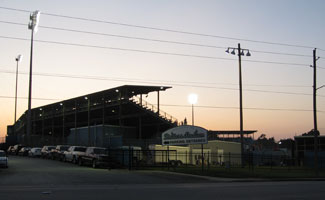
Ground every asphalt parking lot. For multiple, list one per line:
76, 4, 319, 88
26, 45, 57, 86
1, 156, 325, 200
0, 156, 210, 186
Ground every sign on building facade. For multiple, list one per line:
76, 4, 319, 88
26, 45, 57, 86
162, 125, 208, 146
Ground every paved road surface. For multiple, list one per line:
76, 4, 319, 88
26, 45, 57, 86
0, 156, 324, 200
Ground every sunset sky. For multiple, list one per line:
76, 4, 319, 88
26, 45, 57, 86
1, 0, 325, 141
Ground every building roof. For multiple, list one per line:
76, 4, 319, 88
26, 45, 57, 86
208, 130, 257, 135
34, 85, 171, 110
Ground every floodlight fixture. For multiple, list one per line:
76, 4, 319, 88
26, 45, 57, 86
225, 48, 230, 53
231, 49, 236, 55
16, 54, 23, 62
28, 10, 41, 33
188, 93, 198, 105
246, 50, 251, 56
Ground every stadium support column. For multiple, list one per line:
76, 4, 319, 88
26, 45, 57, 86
87, 97, 91, 146
157, 91, 160, 115
74, 100, 77, 145
102, 94, 106, 145
41, 108, 44, 144
139, 117, 142, 139
51, 109, 54, 145
119, 91, 122, 127
140, 94, 143, 106
62, 103, 65, 144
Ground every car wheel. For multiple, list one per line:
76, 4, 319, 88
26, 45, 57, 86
92, 160, 97, 168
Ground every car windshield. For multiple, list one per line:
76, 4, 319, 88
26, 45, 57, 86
0, 152, 6, 156
48, 147, 55, 150
93, 148, 107, 154
75, 147, 86, 152
61, 146, 70, 151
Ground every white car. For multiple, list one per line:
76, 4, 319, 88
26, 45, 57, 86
29, 147, 42, 157
0, 150, 8, 168
63, 146, 87, 164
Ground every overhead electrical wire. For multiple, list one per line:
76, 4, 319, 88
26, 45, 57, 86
0, 20, 315, 58
0, 95, 324, 113
0, 6, 322, 50
1, 69, 324, 98
0, 69, 311, 88
0, 35, 317, 68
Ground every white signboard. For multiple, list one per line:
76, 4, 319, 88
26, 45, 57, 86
162, 125, 208, 146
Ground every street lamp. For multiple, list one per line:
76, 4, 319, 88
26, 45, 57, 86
188, 93, 204, 170
14, 54, 22, 135
27, 10, 40, 145
226, 43, 251, 167
188, 93, 198, 125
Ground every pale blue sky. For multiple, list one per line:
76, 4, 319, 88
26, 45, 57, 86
0, 0, 325, 140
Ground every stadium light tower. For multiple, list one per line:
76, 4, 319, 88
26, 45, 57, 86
14, 54, 22, 136
226, 43, 251, 167
27, 10, 40, 145
14, 55, 23, 124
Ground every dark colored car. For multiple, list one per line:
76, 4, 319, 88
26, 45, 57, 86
12, 144, 25, 155
41, 146, 56, 158
7, 146, 14, 154
63, 146, 87, 164
50, 145, 70, 160
18, 147, 31, 156
79, 147, 109, 168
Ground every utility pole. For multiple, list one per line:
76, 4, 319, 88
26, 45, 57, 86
312, 48, 319, 176
238, 43, 244, 168
226, 44, 251, 167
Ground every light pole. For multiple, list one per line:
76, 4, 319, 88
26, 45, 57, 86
226, 43, 251, 167
14, 55, 23, 129
188, 93, 198, 126
188, 94, 204, 170
27, 10, 40, 145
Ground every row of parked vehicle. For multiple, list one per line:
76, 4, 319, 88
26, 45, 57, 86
7, 144, 118, 169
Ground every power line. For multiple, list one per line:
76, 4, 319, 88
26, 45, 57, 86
1, 95, 324, 113
0, 68, 312, 88
0, 20, 314, 58
0, 35, 315, 68
0, 95, 60, 101
1, 69, 324, 98
0, 6, 322, 50
159, 104, 325, 113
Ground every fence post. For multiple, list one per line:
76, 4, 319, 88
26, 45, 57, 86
207, 151, 210, 170
167, 147, 170, 170
185, 151, 187, 167
229, 152, 231, 169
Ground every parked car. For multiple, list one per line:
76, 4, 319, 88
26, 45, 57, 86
63, 146, 87, 164
7, 146, 14, 154
79, 147, 110, 168
28, 147, 42, 157
0, 150, 8, 168
12, 144, 25, 155
18, 147, 31, 156
41, 146, 56, 158
50, 145, 70, 160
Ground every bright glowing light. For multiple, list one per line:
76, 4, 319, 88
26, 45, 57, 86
188, 93, 198, 105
